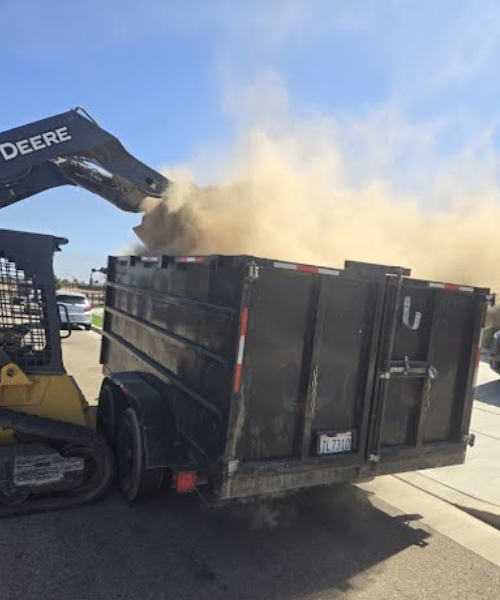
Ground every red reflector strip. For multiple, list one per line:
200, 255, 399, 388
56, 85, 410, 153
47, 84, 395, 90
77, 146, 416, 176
429, 282, 474, 293
478, 327, 485, 349
239, 307, 249, 336
297, 264, 319, 274
173, 471, 197, 493
175, 257, 205, 264
233, 308, 249, 393
273, 262, 340, 276
234, 364, 243, 393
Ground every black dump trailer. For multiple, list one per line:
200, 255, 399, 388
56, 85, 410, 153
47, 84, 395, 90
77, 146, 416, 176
97, 255, 492, 503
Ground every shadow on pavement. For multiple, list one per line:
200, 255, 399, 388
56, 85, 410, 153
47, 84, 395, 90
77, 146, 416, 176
0, 484, 430, 600
458, 505, 500, 531
475, 379, 500, 408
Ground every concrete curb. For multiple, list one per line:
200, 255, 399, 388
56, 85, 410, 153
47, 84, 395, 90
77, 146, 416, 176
359, 475, 500, 567
475, 399, 500, 415
397, 472, 500, 531
91, 325, 102, 335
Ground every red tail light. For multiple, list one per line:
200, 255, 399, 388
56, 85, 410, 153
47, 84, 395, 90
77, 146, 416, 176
84, 304, 93, 312
172, 471, 197, 494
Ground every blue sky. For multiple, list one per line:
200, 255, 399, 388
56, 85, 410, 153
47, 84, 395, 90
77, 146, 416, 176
2, 0, 500, 279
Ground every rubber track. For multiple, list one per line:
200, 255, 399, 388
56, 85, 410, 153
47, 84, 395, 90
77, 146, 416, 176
0, 408, 114, 518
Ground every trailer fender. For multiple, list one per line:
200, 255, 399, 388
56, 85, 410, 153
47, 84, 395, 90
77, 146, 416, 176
103, 373, 178, 469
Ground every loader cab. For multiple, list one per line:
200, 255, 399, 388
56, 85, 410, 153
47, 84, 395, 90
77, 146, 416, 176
0, 229, 66, 374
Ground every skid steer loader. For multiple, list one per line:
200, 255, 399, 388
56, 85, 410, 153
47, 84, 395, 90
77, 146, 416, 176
0, 107, 169, 516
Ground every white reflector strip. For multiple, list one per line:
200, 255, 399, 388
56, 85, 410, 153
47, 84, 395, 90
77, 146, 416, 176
273, 262, 340, 276
478, 328, 484, 349
175, 257, 204, 263
233, 307, 249, 393
274, 262, 298, 270
237, 336, 246, 364
429, 282, 474, 292
318, 268, 341, 276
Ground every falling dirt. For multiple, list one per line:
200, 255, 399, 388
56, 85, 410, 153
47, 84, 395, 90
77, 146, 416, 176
131, 122, 500, 292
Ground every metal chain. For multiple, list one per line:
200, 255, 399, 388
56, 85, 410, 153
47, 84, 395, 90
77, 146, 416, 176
424, 366, 438, 411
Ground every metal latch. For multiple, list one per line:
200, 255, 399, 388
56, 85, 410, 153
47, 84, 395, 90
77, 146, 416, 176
384, 359, 437, 378
404, 355, 410, 375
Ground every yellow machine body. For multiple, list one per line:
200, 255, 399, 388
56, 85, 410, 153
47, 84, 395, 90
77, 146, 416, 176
0, 363, 93, 445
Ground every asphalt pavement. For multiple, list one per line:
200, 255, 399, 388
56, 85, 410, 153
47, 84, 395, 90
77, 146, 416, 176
0, 331, 498, 600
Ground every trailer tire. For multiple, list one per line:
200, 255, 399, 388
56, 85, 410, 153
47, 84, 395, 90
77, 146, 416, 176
116, 407, 163, 504
96, 385, 118, 448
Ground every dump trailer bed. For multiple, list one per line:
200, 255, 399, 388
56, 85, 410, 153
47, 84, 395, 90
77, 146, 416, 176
100, 255, 491, 501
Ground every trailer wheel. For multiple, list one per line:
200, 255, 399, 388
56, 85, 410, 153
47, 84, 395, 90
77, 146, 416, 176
116, 407, 163, 504
96, 386, 118, 448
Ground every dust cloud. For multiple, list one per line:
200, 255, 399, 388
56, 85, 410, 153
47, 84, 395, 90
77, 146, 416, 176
132, 113, 500, 293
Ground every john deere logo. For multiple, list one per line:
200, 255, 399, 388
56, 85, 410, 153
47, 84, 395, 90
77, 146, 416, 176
0, 127, 72, 161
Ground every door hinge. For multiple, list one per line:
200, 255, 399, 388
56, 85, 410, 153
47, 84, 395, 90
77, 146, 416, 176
484, 294, 495, 307
462, 434, 475, 447
248, 264, 260, 280
226, 459, 239, 475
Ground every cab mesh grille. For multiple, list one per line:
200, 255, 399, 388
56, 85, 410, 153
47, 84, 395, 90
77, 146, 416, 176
0, 254, 51, 368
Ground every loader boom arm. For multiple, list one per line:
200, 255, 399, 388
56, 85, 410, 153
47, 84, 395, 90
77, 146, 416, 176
0, 107, 170, 212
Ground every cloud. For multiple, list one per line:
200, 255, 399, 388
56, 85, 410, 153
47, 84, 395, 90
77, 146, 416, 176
6, 0, 500, 116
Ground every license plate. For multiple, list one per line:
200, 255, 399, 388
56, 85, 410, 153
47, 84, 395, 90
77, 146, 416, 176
318, 431, 353, 455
